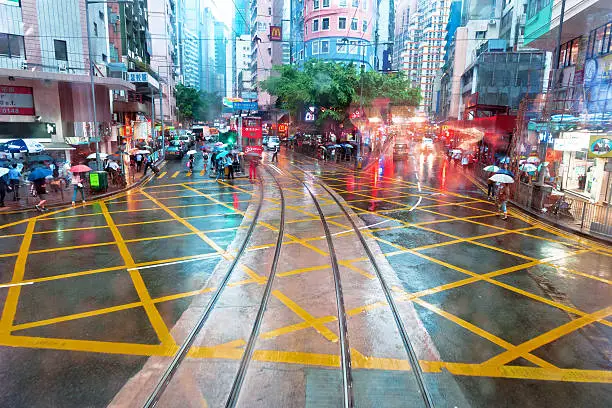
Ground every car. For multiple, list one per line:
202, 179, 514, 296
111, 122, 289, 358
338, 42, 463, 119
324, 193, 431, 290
267, 136, 280, 150
421, 137, 434, 152
165, 146, 184, 159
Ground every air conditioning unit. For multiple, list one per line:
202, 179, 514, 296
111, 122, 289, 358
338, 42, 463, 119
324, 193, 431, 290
489, 19, 497, 25
21, 60, 28, 70
58, 61, 68, 72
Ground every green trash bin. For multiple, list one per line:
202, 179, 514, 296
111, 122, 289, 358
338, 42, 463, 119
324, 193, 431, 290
89, 171, 108, 192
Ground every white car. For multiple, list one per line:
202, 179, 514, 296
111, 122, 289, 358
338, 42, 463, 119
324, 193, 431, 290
267, 136, 280, 150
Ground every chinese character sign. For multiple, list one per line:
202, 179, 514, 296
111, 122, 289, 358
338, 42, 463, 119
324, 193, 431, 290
0, 86, 35, 115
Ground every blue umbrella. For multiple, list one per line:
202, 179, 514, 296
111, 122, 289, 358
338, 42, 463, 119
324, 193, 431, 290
6, 139, 45, 154
496, 168, 515, 178
216, 150, 230, 158
28, 167, 52, 181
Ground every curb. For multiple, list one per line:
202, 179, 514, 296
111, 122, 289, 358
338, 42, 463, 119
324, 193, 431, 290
0, 159, 165, 214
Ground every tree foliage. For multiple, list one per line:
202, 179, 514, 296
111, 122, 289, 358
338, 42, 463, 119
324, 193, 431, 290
175, 83, 202, 121
260, 60, 421, 126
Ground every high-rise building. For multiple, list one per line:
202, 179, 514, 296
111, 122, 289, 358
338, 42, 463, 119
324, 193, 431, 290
214, 21, 229, 96
393, 0, 412, 71
299, 0, 375, 69
233, 0, 251, 96
236, 35, 253, 97
374, 0, 395, 71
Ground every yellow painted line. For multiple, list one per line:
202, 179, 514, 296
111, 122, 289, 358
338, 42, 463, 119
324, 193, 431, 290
157, 171, 167, 179
482, 306, 612, 368
411, 298, 557, 369
200, 169, 206, 176
0, 220, 36, 333
28, 241, 116, 255
170, 171, 180, 178
272, 290, 339, 342
338, 261, 375, 279
277, 264, 331, 277
100, 202, 175, 347
140, 191, 227, 255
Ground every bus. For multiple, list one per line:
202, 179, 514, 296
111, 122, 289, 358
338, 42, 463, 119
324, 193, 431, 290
239, 116, 263, 156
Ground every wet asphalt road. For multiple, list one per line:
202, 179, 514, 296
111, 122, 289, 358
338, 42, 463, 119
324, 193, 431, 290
0, 148, 610, 407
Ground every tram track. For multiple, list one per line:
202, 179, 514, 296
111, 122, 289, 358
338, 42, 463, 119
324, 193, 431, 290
289, 166, 435, 408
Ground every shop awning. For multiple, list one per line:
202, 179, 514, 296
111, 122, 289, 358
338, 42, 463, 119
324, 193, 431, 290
41, 142, 76, 151
0, 68, 135, 91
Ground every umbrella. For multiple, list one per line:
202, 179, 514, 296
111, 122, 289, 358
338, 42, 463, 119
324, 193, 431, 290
519, 163, 538, 172
133, 150, 151, 155
497, 169, 515, 177
498, 156, 510, 164
489, 173, 514, 184
217, 150, 230, 158
5, 139, 45, 154
214, 142, 224, 146
538, 162, 549, 171
70, 164, 92, 173
245, 151, 261, 157
187, 150, 197, 155
483, 165, 500, 172
451, 149, 462, 154
28, 167, 53, 181
0, 168, 9, 177
319, 146, 326, 150
87, 152, 108, 160
526, 156, 540, 163
343, 144, 354, 149
28, 154, 54, 162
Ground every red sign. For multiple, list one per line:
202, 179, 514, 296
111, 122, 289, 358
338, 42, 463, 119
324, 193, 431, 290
244, 145, 263, 156
278, 123, 288, 136
270, 26, 282, 42
0, 86, 35, 115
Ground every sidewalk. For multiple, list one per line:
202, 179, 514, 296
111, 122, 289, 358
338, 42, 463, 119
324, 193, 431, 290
0, 161, 164, 213
466, 169, 612, 244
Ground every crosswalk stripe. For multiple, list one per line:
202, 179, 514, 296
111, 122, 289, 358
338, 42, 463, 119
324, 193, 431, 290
157, 171, 167, 179
171, 171, 180, 178
200, 169, 205, 176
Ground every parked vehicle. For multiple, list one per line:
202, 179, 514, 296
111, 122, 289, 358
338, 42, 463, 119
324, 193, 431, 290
165, 146, 184, 159
267, 136, 280, 150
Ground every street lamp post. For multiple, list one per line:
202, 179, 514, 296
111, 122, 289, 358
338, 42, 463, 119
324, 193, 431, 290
85, 0, 133, 171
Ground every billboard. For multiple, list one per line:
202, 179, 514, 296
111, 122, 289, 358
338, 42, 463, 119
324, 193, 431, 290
0, 0, 20, 5
588, 135, 612, 158
0, 86, 35, 115
270, 26, 282, 42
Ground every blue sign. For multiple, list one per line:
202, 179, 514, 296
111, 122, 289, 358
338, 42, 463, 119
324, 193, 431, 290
233, 101, 258, 111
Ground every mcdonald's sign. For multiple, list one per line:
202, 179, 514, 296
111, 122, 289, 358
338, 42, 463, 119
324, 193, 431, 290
270, 26, 282, 42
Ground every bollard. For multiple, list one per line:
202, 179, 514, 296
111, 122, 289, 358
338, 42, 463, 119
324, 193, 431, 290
580, 203, 587, 229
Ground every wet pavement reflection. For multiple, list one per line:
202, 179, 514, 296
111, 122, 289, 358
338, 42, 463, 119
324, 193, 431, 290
0, 149, 610, 407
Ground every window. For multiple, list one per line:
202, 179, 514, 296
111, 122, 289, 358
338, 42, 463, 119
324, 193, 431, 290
299, 49, 304, 60
312, 41, 320, 55
349, 40, 358, 54
559, 37, 580, 67
53, 39, 68, 61
338, 17, 346, 30
321, 40, 329, 53
362, 0, 367, 10
362, 20, 367, 32
475, 30, 486, 39
313, 19, 319, 32
337, 41, 347, 53
323, 0, 330, 7
93, 22, 98, 36
268, 7, 272, 15
322, 18, 329, 30
352, 0, 358, 7
351, 18, 358, 30
314, 0, 319, 9
339, 0, 346, 6
99, 10, 104, 20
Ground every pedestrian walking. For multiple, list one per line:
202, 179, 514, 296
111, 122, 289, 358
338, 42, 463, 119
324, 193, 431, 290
226, 155, 235, 179
8, 164, 20, 201
71, 172, 86, 206
497, 184, 509, 220
0, 173, 8, 207
34, 178, 48, 211
249, 157, 259, 181
487, 179, 496, 200
271, 145, 279, 163
202, 152, 209, 175
136, 154, 143, 172
215, 156, 225, 181
188, 155, 195, 174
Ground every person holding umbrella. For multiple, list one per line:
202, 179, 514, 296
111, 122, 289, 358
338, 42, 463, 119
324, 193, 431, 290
0, 168, 8, 207
8, 164, 21, 201
489, 173, 514, 220
69, 164, 91, 207
28, 167, 52, 211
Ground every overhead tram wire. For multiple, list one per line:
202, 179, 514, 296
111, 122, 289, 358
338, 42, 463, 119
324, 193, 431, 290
294, 166, 435, 408
289, 171, 355, 408
225, 166, 286, 408
142, 177, 266, 408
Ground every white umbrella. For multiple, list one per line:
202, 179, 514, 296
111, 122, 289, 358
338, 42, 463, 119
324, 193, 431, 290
489, 173, 514, 184
186, 150, 197, 155
87, 152, 108, 160
483, 165, 500, 172
0, 168, 9, 177
134, 150, 151, 155
519, 163, 538, 172
451, 149, 462, 154
526, 156, 540, 164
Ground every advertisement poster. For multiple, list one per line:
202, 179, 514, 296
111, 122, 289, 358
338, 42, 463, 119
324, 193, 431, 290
588, 135, 612, 158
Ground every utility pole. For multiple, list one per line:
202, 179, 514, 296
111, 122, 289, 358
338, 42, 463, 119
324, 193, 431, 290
553, 0, 567, 71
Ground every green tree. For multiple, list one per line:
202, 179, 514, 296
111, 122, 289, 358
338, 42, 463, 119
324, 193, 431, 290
175, 84, 202, 121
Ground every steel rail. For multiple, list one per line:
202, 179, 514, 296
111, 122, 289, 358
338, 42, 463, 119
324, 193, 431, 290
290, 170, 355, 408
301, 169, 435, 408
225, 166, 286, 407
143, 175, 266, 408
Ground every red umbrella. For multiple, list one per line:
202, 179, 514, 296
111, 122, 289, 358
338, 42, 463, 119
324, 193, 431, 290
71, 164, 92, 173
